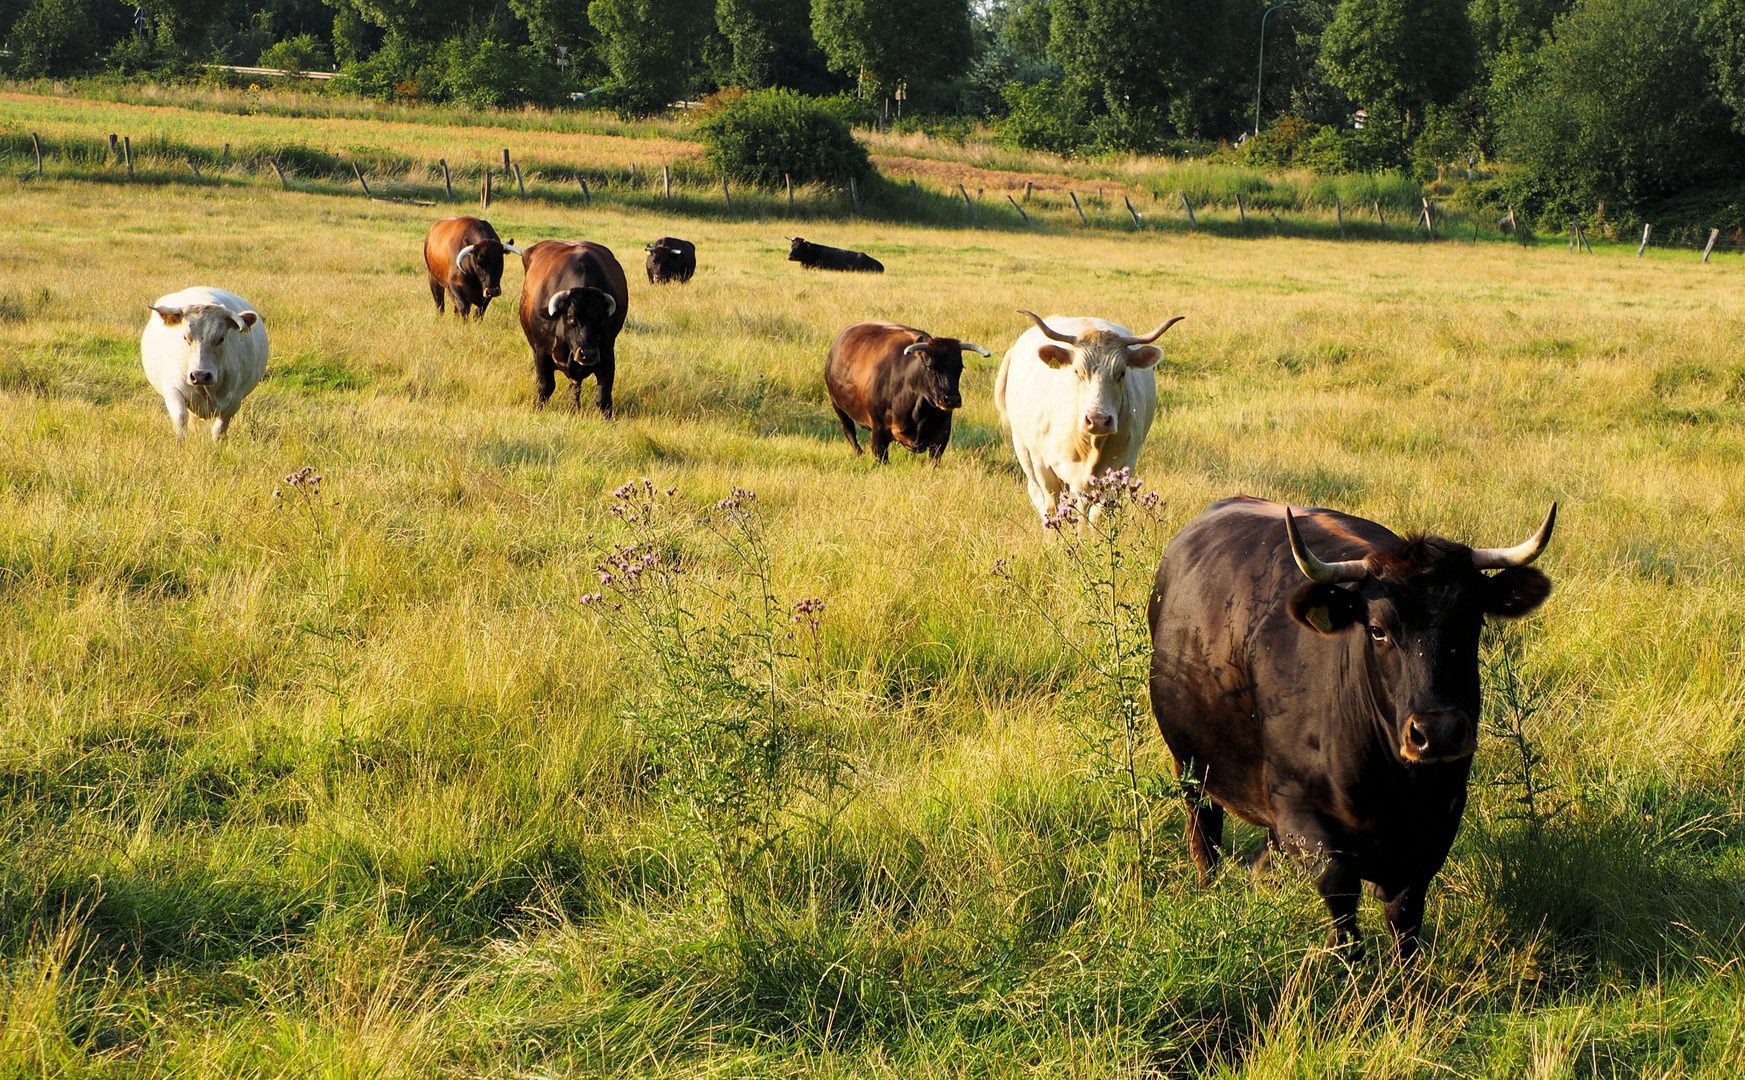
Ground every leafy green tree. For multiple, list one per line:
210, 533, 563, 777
509, 0, 605, 81
3, 0, 132, 76
1047, 0, 1226, 149
1705, 0, 1745, 134
436, 34, 564, 107
1319, 0, 1476, 139
809, 0, 972, 96
1503, 0, 1745, 213
716, 0, 836, 91
589, 0, 713, 113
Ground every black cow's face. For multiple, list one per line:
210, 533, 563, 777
912, 341, 967, 411
546, 286, 618, 367
470, 241, 507, 298
1290, 558, 1551, 764
787, 238, 809, 262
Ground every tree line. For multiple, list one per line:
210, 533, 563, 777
6, 0, 1745, 228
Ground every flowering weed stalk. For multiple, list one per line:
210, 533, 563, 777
583, 479, 842, 924
994, 468, 1172, 894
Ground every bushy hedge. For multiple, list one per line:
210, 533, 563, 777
328, 33, 568, 108
696, 88, 871, 188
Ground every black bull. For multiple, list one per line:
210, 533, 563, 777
1147, 496, 1555, 958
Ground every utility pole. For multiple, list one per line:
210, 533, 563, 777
1254, 2, 1298, 138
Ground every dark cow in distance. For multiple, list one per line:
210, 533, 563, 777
1148, 496, 1556, 958
825, 321, 990, 463
645, 237, 696, 283
518, 240, 629, 416
788, 237, 883, 273
425, 216, 521, 320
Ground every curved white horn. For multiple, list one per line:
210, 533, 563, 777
547, 291, 567, 318
502, 242, 524, 256
1285, 507, 1370, 584
902, 341, 929, 356
600, 292, 617, 318
1016, 309, 1077, 344
1120, 316, 1186, 345
961, 343, 992, 357
1471, 503, 1557, 570
455, 244, 476, 269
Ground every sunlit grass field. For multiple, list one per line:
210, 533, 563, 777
2, 99, 1744, 1077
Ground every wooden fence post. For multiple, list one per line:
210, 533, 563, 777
221, 143, 230, 165
31, 132, 42, 178
123, 136, 133, 178
1236, 192, 1246, 226
108, 133, 118, 159
722, 178, 732, 211
786, 173, 794, 209
1024, 180, 1033, 202
481, 170, 491, 210
960, 183, 977, 221
850, 176, 860, 210
502, 149, 510, 172
1375, 200, 1385, 228
1070, 190, 1086, 225
440, 159, 453, 201
1568, 221, 1577, 253
1702, 228, 1720, 262
1637, 223, 1652, 257
352, 162, 371, 198
1335, 195, 1345, 238
578, 175, 591, 204
1179, 191, 1196, 231
1421, 198, 1435, 239
910, 179, 919, 212
663, 164, 671, 201
188, 159, 202, 181
269, 158, 287, 188
1124, 194, 1142, 229
1578, 223, 1593, 254
1007, 194, 1030, 226
511, 163, 525, 197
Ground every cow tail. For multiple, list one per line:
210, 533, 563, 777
994, 351, 1011, 423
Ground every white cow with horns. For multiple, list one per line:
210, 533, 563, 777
995, 309, 1184, 522
140, 286, 269, 440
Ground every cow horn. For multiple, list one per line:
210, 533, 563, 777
960, 343, 992, 357
502, 242, 524, 256
600, 292, 616, 317
547, 291, 567, 318
902, 341, 929, 356
1471, 503, 1557, 570
1120, 316, 1186, 345
1285, 507, 1370, 584
1016, 309, 1077, 344
455, 244, 476, 269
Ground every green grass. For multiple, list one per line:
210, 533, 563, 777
0, 91, 1743, 1078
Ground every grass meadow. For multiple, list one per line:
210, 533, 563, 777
2, 91, 1745, 1078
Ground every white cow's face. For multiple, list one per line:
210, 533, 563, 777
1034, 328, 1162, 436
152, 304, 258, 387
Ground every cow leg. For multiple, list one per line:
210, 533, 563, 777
210, 414, 230, 440
833, 406, 863, 455
474, 296, 490, 321
1177, 758, 1223, 880
430, 279, 446, 313
1380, 881, 1428, 961
454, 294, 473, 320
869, 427, 893, 464
534, 352, 557, 409
569, 375, 585, 412
594, 361, 614, 418
162, 394, 190, 438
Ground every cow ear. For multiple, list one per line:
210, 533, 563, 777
232, 310, 259, 333
151, 305, 186, 327
1482, 567, 1551, 618
1036, 345, 1073, 368
1125, 344, 1162, 369
1288, 582, 1366, 635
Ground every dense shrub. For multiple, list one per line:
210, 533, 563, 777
435, 37, 567, 110
697, 88, 871, 187
258, 33, 332, 75
995, 79, 1091, 155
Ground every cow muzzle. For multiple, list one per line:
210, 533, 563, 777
1082, 411, 1116, 436
187, 370, 216, 386
1400, 711, 1477, 763
484, 286, 501, 298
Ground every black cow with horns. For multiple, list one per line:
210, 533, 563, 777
786, 237, 883, 272
1147, 496, 1556, 958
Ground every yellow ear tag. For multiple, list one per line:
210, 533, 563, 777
1306, 606, 1333, 634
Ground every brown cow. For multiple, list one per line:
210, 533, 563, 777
518, 240, 629, 416
424, 216, 522, 320
824, 321, 990, 463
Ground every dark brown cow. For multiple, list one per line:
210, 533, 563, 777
424, 216, 521, 320
1148, 496, 1555, 958
517, 240, 629, 416
824, 321, 990, 463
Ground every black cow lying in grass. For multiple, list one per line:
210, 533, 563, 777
787, 237, 883, 273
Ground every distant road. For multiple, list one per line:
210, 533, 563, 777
208, 65, 337, 82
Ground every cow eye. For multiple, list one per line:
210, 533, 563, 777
1367, 624, 1389, 643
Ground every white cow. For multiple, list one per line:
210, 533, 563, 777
140, 286, 268, 439
995, 310, 1183, 522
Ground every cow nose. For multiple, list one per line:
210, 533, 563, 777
187, 370, 215, 385
1403, 711, 1476, 762
485, 287, 501, 297
942, 395, 962, 409
1082, 412, 1115, 435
